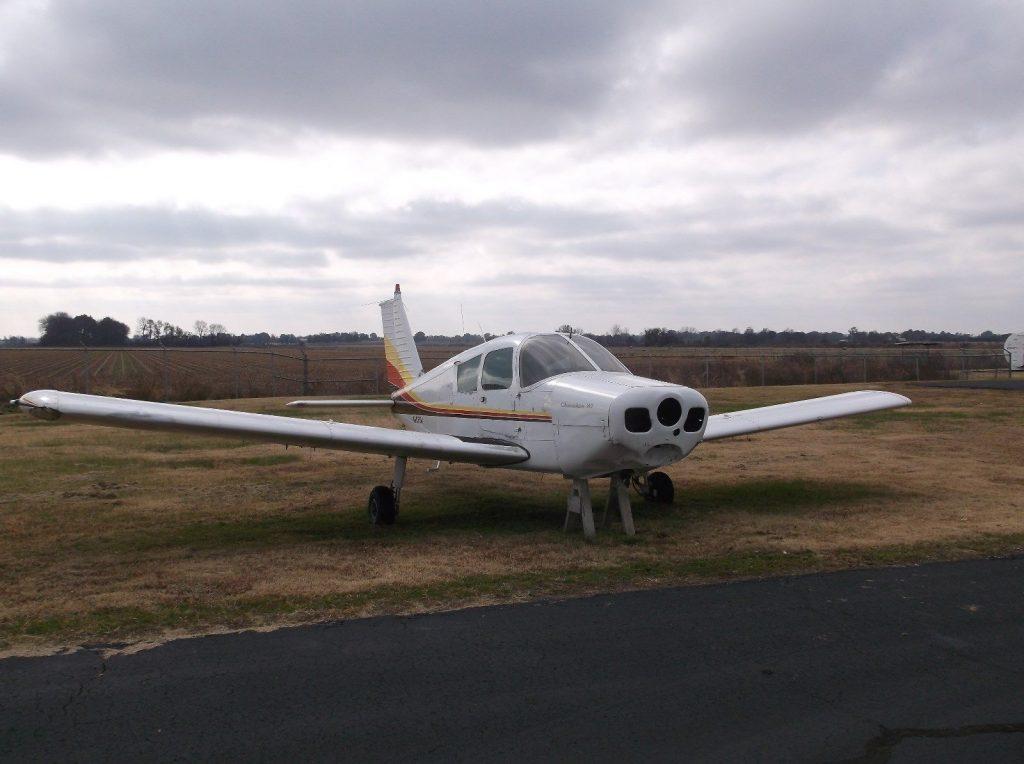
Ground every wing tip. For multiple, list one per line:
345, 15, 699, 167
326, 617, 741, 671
16, 389, 63, 420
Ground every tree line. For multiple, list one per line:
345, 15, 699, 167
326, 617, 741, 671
583, 325, 1010, 348
0, 312, 1010, 349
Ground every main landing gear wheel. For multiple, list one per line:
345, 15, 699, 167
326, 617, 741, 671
368, 485, 397, 525
645, 471, 675, 504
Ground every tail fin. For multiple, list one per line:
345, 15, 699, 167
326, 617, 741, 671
380, 284, 423, 388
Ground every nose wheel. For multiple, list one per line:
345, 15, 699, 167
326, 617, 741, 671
634, 471, 674, 504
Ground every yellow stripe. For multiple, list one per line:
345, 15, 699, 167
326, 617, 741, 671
383, 337, 415, 385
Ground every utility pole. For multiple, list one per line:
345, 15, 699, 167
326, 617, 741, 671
300, 342, 310, 395
160, 341, 170, 401
271, 352, 278, 397
81, 341, 90, 395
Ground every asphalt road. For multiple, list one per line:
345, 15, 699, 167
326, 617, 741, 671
3, 557, 1024, 762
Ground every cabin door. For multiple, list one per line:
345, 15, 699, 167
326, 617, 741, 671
451, 353, 484, 439
477, 346, 522, 442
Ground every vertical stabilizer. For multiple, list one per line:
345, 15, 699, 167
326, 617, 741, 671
380, 284, 423, 388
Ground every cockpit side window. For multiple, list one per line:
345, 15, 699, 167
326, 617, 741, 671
519, 334, 596, 388
571, 335, 630, 374
456, 355, 481, 393
481, 347, 514, 390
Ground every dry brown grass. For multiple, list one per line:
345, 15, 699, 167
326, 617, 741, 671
1, 382, 1022, 653
2, 344, 1006, 402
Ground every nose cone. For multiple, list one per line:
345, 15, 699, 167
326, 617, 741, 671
609, 385, 708, 468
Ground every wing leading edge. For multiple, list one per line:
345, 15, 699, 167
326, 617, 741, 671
702, 390, 910, 441
15, 390, 527, 466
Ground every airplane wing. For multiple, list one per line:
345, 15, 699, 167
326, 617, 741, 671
14, 390, 527, 466
702, 390, 910, 441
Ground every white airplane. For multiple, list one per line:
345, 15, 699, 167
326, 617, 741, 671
12, 286, 910, 538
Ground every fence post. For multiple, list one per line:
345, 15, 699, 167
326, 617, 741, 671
233, 346, 240, 398
376, 359, 381, 394
862, 354, 867, 383
301, 342, 310, 395
81, 342, 90, 395
760, 356, 766, 386
704, 356, 710, 388
161, 342, 170, 401
813, 355, 818, 384
915, 355, 920, 382
271, 352, 278, 397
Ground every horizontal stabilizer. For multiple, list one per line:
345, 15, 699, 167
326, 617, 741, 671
15, 390, 527, 466
702, 390, 910, 441
286, 399, 394, 408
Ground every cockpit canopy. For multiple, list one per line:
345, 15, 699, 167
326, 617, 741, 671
519, 334, 629, 388
451, 334, 630, 394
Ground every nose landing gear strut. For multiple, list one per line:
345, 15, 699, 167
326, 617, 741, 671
564, 471, 637, 541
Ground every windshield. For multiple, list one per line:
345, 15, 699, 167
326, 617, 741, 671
519, 334, 596, 388
571, 335, 630, 374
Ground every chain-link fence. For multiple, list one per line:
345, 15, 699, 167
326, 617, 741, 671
0, 345, 1015, 402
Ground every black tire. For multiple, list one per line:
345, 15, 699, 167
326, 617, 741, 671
646, 471, 674, 504
368, 485, 397, 525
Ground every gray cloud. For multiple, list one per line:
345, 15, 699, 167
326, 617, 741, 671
672, 0, 1024, 136
2, 1, 1020, 154
0, 200, 629, 264
0, 0, 667, 154
0, 207, 328, 265
0, 197, 933, 269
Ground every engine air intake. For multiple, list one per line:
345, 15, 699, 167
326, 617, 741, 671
683, 407, 706, 432
625, 407, 652, 433
657, 397, 682, 427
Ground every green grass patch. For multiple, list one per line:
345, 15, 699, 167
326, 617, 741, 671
153, 452, 301, 471
678, 478, 897, 516
137, 438, 252, 453
7, 533, 1024, 648
237, 454, 302, 467
0, 455, 148, 492
0, 418, 65, 429
73, 490, 566, 555
162, 457, 219, 470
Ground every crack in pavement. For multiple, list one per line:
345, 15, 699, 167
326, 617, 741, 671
840, 721, 1024, 763
57, 648, 107, 720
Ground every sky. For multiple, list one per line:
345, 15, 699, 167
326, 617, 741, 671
1, 0, 1021, 338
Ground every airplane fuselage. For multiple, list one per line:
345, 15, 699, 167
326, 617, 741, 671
389, 333, 709, 478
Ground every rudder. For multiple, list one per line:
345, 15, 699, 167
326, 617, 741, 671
379, 284, 423, 388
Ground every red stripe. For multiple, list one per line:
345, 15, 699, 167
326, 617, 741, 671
385, 361, 406, 388
397, 392, 552, 422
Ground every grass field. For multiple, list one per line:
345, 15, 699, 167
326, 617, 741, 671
1, 382, 1022, 654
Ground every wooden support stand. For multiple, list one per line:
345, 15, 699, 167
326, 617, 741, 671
602, 472, 635, 536
563, 478, 596, 540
